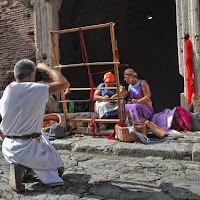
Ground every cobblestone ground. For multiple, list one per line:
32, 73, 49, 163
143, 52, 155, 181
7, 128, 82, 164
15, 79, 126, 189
0, 149, 200, 200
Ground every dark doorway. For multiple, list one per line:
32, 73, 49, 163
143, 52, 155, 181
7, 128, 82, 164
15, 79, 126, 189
59, 0, 183, 112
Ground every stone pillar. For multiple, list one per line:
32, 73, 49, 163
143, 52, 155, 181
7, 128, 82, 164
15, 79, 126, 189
189, 0, 200, 112
30, 0, 62, 66
30, 0, 62, 112
176, 0, 200, 112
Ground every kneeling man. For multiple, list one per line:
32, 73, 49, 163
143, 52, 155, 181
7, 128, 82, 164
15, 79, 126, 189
0, 59, 69, 192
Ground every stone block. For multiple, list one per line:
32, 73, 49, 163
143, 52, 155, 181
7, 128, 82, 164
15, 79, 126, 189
192, 143, 200, 161
113, 141, 192, 160
72, 138, 118, 155
190, 112, 200, 131
51, 139, 72, 150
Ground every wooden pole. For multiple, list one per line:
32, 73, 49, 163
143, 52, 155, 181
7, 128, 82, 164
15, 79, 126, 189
50, 32, 70, 127
109, 23, 124, 123
122, 98, 126, 121
52, 22, 113, 35
54, 62, 120, 69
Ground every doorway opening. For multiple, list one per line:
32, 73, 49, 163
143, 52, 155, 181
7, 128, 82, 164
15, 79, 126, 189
59, 0, 183, 113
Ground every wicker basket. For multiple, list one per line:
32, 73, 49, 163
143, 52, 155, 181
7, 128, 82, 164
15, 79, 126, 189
43, 113, 64, 130
117, 109, 147, 142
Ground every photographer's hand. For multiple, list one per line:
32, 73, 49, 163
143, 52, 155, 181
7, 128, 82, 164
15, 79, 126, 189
37, 63, 50, 72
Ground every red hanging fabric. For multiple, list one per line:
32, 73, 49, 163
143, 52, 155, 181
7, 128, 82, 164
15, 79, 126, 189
185, 36, 195, 106
79, 28, 100, 137
78, 28, 124, 136
79, 28, 94, 100
115, 39, 120, 61
88, 119, 98, 137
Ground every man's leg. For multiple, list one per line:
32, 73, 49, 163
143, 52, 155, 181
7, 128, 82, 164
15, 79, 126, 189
9, 163, 28, 193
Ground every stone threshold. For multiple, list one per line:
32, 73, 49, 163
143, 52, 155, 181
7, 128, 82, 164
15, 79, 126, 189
0, 131, 199, 162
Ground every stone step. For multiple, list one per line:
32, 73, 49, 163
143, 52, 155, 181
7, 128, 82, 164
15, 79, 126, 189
0, 130, 199, 162
51, 131, 200, 162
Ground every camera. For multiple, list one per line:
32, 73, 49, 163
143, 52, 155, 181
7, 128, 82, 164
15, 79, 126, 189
35, 71, 50, 82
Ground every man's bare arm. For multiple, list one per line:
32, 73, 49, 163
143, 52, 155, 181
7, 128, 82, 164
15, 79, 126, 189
37, 63, 70, 95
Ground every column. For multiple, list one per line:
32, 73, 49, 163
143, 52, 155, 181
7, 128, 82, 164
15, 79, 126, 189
30, 0, 62, 66
176, 0, 200, 112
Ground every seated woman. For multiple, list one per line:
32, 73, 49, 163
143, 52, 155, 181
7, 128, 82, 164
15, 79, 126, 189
94, 72, 120, 119
124, 68, 154, 121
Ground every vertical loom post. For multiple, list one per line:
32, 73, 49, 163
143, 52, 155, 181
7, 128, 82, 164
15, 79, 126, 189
50, 32, 70, 127
122, 98, 126, 121
109, 23, 124, 123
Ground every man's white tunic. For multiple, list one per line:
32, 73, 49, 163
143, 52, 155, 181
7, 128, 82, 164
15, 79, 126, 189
0, 82, 64, 184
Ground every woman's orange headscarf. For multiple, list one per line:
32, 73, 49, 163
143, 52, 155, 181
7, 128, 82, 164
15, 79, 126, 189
103, 72, 115, 83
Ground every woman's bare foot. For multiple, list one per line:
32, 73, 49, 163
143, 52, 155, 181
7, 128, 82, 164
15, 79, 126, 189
58, 167, 64, 177
134, 141, 141, 144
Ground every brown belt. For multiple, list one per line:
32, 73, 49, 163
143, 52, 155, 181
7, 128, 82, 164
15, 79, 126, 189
6, 133, 41, 140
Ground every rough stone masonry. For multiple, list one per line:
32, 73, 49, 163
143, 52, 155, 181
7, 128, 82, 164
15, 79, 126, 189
0, 0, 36, 88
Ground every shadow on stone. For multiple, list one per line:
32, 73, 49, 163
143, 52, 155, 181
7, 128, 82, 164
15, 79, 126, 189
20, 173, 200, 199
159, 182, 200, 200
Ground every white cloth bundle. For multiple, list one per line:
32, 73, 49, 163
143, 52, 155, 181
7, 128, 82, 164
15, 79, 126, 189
94, 101, 118, 119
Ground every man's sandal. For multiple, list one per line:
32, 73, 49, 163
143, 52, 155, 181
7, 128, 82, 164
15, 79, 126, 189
9, 163, 27, 193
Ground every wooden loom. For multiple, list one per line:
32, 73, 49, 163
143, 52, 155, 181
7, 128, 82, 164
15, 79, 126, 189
50, 22, 125, 135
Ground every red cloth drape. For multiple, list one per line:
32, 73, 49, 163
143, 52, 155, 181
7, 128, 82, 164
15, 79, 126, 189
171, 106, 192, 132
185, 37, 195, 106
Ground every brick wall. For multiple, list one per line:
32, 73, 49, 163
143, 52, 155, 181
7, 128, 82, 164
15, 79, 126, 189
0, 0, 36, 88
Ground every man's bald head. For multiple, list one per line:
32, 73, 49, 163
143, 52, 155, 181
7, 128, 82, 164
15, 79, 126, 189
14, 59, 36, 82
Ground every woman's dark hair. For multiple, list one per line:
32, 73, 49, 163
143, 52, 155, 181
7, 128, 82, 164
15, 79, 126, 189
1, 71, 15, 90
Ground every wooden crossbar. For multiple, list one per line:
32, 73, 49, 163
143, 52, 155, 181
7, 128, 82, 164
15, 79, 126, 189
64, 87, 118, 95
68, 87, 117, 91
52, 22, 114, 35
54, 62, 120, 69
71, 130, 111, 136
60, 98, 122, 103
64, 86, 124, 95
68, 119, 120, 123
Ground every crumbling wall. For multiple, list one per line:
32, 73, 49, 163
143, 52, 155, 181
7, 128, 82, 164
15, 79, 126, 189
0, 0, 36, 88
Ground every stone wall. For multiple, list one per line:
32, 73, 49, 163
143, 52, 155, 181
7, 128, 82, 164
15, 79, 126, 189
0, 0, 36, 88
